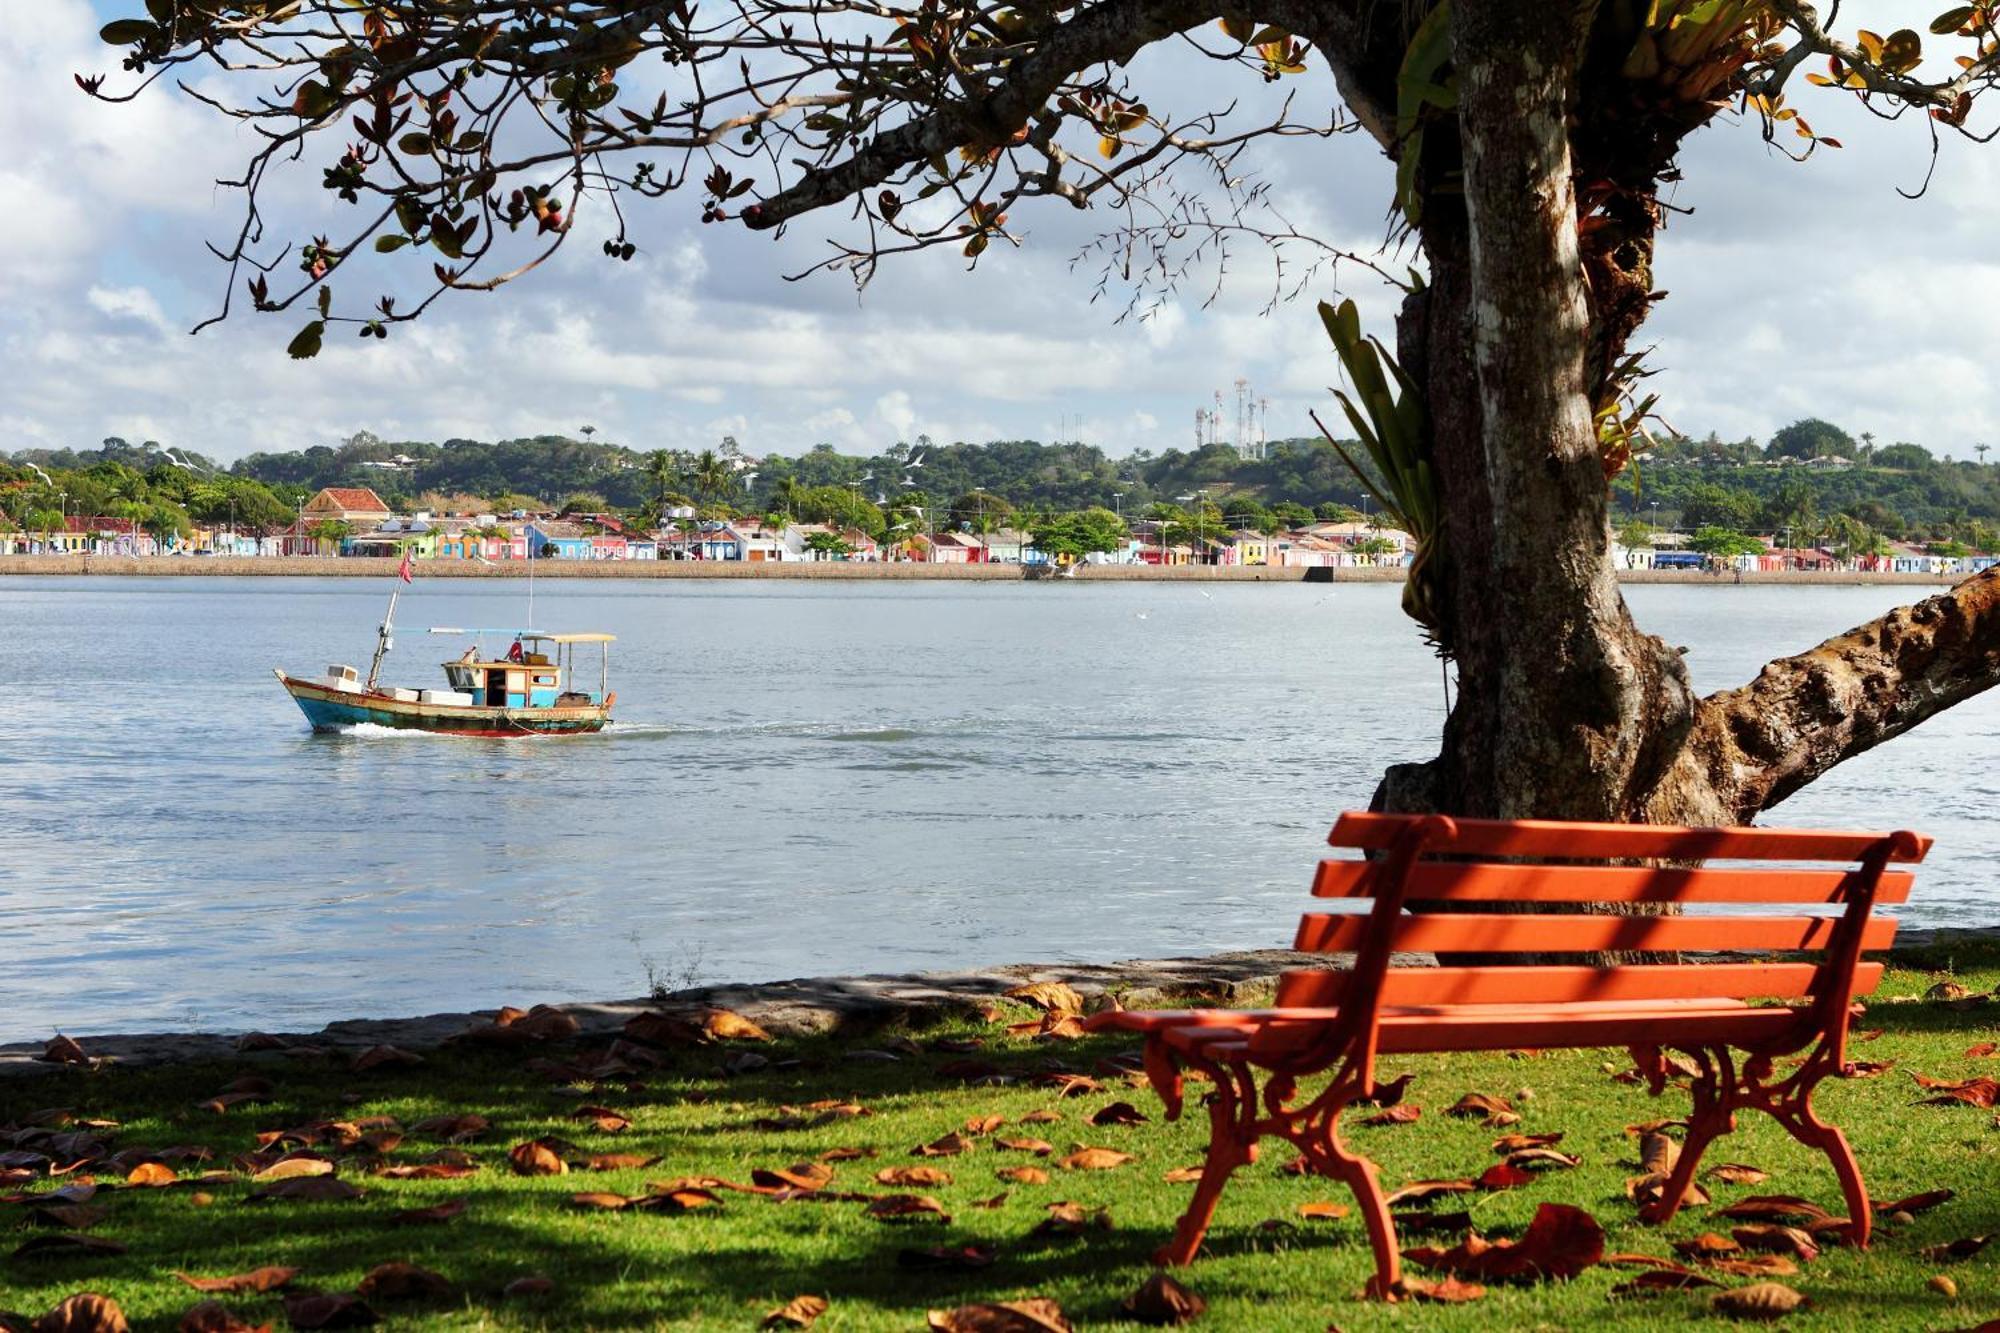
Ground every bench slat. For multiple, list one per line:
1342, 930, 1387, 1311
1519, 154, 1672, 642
1312, 860, 1916, 905
1330, 812, 1931, 863
1274, 961, 1882, 1008
1293, 912, 1898, 955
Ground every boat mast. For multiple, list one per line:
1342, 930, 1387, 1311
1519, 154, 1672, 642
366, 588, 398, 690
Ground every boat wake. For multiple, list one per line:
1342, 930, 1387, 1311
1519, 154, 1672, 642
330, 722, 463, 740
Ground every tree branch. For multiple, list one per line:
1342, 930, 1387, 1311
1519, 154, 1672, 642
1686, 570, 2000, 820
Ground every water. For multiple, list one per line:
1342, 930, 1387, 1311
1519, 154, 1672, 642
0, 576, 1993, 1039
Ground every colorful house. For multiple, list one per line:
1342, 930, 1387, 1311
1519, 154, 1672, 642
524, 520, 593, 559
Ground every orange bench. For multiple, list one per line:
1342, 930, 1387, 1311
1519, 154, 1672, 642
1084, 811, 1929, 1298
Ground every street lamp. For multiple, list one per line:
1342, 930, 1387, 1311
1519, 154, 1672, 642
1648, 501, 1659, 539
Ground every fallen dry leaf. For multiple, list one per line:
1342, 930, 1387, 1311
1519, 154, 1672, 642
569, 1106, 632, 1135
995, 1137, 1054, 1156
1122, 1273, 1205, 1325
1704, 1255, 1800, 1277
1920, 1235, 1992, 1262
1384, 1179, 1477, 1208
1362, 1105, 1422, 1127
1912, 1073, 2000, 1108
1018, 1109, 1063, 1124
1718, 1196, 1832, 1226
1444, 1092, 1518, 1127
349, 1045, 423, 1072
124, 1163, 176, 1188
1966, 1041, 1999, 1058
997, 1166, 1049, 1185
926, 1298, 1072, 1332
38, 1036, 92, 1067
1492, 1132, 1563, 1153
280, 1291, 376, 1330
1706, 1164, 1770, 1185
11, 1234, 128, 1261
251, 1159, 333, 1183
27, 1293, 127, 1333
1401, 1275, 1488, 1303
581, 1153, 659, 1172
355, 1264, 450, 1301
507, 1141, 568, 1177
868, 1194, 950, 1222
568, 1191, 633, 1210
1730, 1225, 1820, 1263
1709, 1281, 1810, 1320
1162, 1166, 1205, 1183
915, 1132, 976, 1158
876, 1166, 952, 1188
1403, 1202, 1604, 1283
1003, 982, 1085, 1017
1298, 1200, 1350, 1221
1058, 1147, 1133, 1171
1502, 1147, 1580, 1172
174, 1269, 299, 1295
761, 1294, 827, 1329
1477, 1163, 1534, 1191
409, 1114, 487, 1143
752, 1163, 835, 1192
1087, 1102, 1147, 1127
964, 1115, 1007, 1136
374, 1163, 476, 1181
175, 1299, 268, 1333
1842, 1059, 1896, 1079
1673, 1232, 1742, 1259
1878, 1188, 1955, 1215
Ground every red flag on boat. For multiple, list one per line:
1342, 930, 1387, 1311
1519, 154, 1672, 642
398, 549, 414, 583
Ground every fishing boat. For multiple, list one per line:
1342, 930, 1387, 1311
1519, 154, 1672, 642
274, 583, 615, 735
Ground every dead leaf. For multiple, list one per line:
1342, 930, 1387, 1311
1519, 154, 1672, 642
1018, 1109, 1063, 1124
1355, 1072, 1417, 1106
1492, 1132, 1563, 1153
568, 1191, 633, 1210
1709, 1282, 1810, 1320
1920, 1235, 1992, 1261
1058, 1147, 1133, 1171
569, 1106, 632, 1134
11, 1234, 127, 1261
1718, 1196, 1832, 1226
124, 1163, 176, 1188
408, 1113, 487, 1143
1399, 1274, 1486, 1303
349, 1045, 422, 1072
752, 1163, 835, 1192
634, 1187, 722, 1212
1912, 1073, 2000, 1108
914, 1132, 975, 1158
1394, 1209, 1474, 1236
964, 1115, 1007, 1136
280, 1292, 376, 1330
389, 1200, 466, 1225
1004, 982, 1084, 1016
582, 1153, 659, 1172
245, 1177, 363, 1204
997, 1166, 1049, 1185
1502, 1147, 1580, 1171
1704, 1255, 1799, 1277
355, 1264, 450, 1301
1362, 1105, 1422, 1127
1638, 1131, 1678, 1177
876, 1166, 952, 1188
868, 1194, 950, 1222
37, 1036, 92, 1067
1298, 1201, 1350, 1221
252, 1159, 333, 1183
1706, 1164, 1770, 1185
1402, 1202, 1604, 1283
1384, 1179, 1477, 1208
702, 1008, 771, 1041
1162, 1166, 1204, 1183
1673, 1233, 1742, 1260
1730, 1225, 1820, 1263
1925, 980, 1969, 1002
995, 1138, 1054, 1156
1877, 1188, 1954, 1215
1444, 1093, 1518, 1127
1087, 1102, 1147, 1127
507, 1141, 568, 1177
761, 1295, 827, 1329
1842, 1059, 1896, 1079
375, 1163, 476, 1181
898, 1244, 997, 1271
926, 1299, 1071, 1332
1122, 1274, 1205, 1325
1966, 1041, 1999, 1058
175, 1299, 268, 1333
174, 1270, 299, 1295
1477, 1163, 1534, 1191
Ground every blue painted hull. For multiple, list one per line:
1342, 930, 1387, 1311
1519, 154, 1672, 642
277, 672, 610, 737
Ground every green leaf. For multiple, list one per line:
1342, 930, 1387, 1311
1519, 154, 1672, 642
397, 132, 434, 156
99, 19, 158, 45
374, 235, 411, 253
1930, 6, 1977, 33
287, 321, 326, 360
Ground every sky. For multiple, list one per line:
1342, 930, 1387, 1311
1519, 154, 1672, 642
6, 1, 1997, 464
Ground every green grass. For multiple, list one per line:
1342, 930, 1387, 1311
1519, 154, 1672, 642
8, 949, 2000, 1330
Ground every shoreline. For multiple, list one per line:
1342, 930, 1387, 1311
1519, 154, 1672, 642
4, 929, 1991, 1079
0, 554, 1968, 586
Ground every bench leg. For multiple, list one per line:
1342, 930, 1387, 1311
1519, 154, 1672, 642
1291, 1095, 1400, 1299
1155, 1058, 1255, 1267
1638, 1106, 1731, 1227
1781, 1103, 1872, 1249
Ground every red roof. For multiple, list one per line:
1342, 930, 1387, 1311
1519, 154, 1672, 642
312, 487, 391, 513
65, 515, 137, 535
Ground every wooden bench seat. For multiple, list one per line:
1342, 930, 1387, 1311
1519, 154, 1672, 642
1083, 812, 1928, 1299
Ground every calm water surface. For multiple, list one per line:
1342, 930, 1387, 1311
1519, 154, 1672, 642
1, 576, 1994, 1038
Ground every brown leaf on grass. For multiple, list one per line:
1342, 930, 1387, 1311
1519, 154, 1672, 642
246, 1177, 363, 1204
580, 1153, 659, 1172
1477, 1164, 1534, 1191
1730, 1225, 1820, 1262
995, 1138, 1054, 1156
868, 1194, 950, 1222
569, 1106, 632, 1134
389, 1200, 466, 1225
1706, 1164, 1770, 1185
1032, 1200, 1111, 1240
1162, 1166, 1205, 1183
197, 1093, 268, 1115
972, 1192, 1010, 1210
1638, 1130, 1678, 1177
926, 1299, 1071, 1332
1058, 1148, 1133, 1171
1402, 1202, 1605, 1283
1444, 1093, 1518, 1127
25, 1294, 127, 1333
1502, 1147, 1580, 1172
252, 1159, 333, 1183
11, 1234, 127, 1261
1401, 1276, 1487, 1304
501, 1277, 552, 1298
1966, 1041, 1999, 1058
1841, 1059, 1896, 1079
1384, 1180, 1477, 1208
1022, 1015, 1088, 1041
633, 1187, 723, 1213
1920, 1235, 1992, 1261
355, 1264, 450, 1301
37, 1036, 92, 1067
752, 1163, 836, 1192
1122, 1273, 1205, 1325
174, 1270, 298, 1295
876, 1166, 952, 1188
899, 1244, 998, 1271
1297, 1201, 1351, 1221
997, 1167, 1049, 1185
1394, 1210, 1475, 1236
569, 1191, 633, 1210
1492, 1132, 1563, 1153
349, 1046, 422, 1072
761, 1295, 827, 1329
176, 1299, 268, 1333
514, 1007, 581, 1041
964, 1115, 1007, 1136
915, 1132, 976, 1158
124, 1163, 176, 1188
1705, 1255, 1798, 1277
507, 1141, 568, 1177
1912, 1073, 2000, 1107
1354, 1072, 1417, 1107
1018, 1110, 1063, 1126
1718, 1196, 1832, 1226
408, 1114, 487, 1143
1709, 1282, 1810, 1320
1625, 1172, 1708, 1209
1362, 1105, 1422, 1127
1087, 1102, 1147, 1128
1032, 1073, 1103, 1098
817, 1148, 874, 1163
1609, 1268, 1721, 1297
375, 1163, 476, 1181
1877, 1188, 1954, 1215
280, 1292, 376, 1330
1925, 980, 1970, 1002
1004, 982, 1084, 1017
1673, 1232, 1742, 1259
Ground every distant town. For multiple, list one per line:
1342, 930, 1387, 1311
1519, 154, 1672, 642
4, 416, 1998, 574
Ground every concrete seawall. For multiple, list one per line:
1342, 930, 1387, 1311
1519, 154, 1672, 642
0, 554, 1966, 586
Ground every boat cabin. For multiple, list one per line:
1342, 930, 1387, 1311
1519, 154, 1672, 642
438, 632, 614, 709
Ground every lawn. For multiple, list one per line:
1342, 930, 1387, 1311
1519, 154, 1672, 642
6, 946, 2000, 1331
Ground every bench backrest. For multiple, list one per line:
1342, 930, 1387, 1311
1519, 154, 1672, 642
1276, 813, 1927, 1020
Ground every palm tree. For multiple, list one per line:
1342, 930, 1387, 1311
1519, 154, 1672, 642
1977, 442, 1991, 467
647, 449, 676, 521
691, 449, 733, 505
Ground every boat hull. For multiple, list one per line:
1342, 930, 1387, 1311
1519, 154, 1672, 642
276, 672, 610, 737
